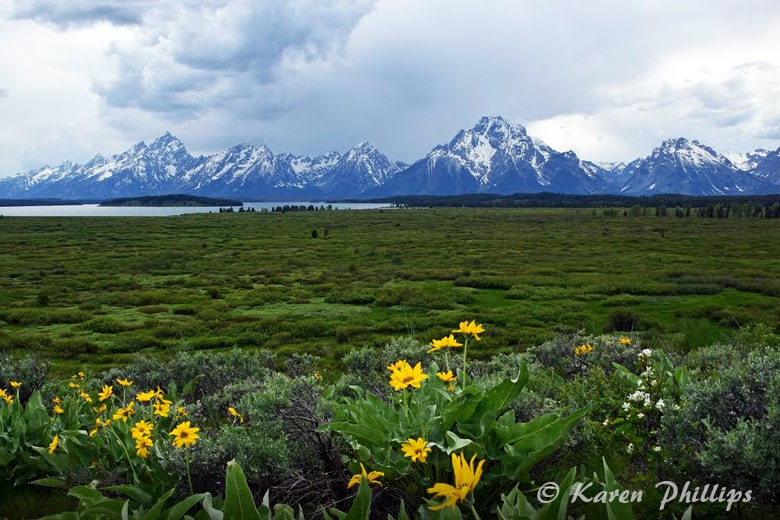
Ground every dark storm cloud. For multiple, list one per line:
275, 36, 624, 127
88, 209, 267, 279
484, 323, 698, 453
93, 0, 379, 118
10, 1, 154, 27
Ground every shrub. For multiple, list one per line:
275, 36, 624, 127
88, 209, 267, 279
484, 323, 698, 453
82, 316, 130, 334
660, 343, 780, 503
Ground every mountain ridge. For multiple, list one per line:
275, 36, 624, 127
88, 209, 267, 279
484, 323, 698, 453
1, 116, 778, 199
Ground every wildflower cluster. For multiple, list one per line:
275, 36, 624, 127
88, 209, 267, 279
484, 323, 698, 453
574, 343, 594, 356
605, 348, 683, 459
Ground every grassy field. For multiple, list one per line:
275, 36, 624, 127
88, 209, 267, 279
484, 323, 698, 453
1, 207, 779, 373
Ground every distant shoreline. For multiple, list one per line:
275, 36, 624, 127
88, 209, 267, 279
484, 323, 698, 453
99, 194, 243, 207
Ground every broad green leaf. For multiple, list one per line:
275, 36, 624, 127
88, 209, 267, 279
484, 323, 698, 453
143, 488, 176, 520
200, 493, 224, 520
165, 493, 211, 520
67, 485, 112, 507
105, 484, 155, 507
611, 363, 640, 386
501, 407, 589, 482
223, 460, 261, 520
30, 476, 66, 488
602, 458, 636, 520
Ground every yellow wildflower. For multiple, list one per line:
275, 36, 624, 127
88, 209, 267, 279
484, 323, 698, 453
78, 371, 85, 379
388, 360, 429, 391
619, 337, 632, 346
116, 378, 133, 387
401, 437, 432, 463
574, 343, 594, 356
2, 394, 13, 404
79, 391, 93, 403
452, 320, 485, 341
427, 452, 485, 511
10, 381, 21, 388
169, 421, 200, 449
112, 401, 136, 422
176, 406, 188, 417
436, 371, 457, 383
228, 407, 244, 424
136, 389, 156, 403
98, 385, 113, 402
347, 463, 384, 488
313, 372, 323, 381
131, 420, 154, 440
54, 405, 64, 414
48, 434, 59, 455
92, 403, 107, 414
52, 396, 62, 404
68, 382, 79, 389
89, 418, 111, 437
428, 334, 464, 353
0, 388, 6, 398
135, 435, 153, 458
153, 400, 171, 417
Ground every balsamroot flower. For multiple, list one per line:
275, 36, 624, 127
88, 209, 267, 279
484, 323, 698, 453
116, 378, 133, 387
112, 401, 135, 422
574, 343, 594, 355
136, 389, 156, 403
135, 435, 153, 458
48, 434, 59, 455
436, 371, 456, 383
401, 437, 432, 463
131, 420, 154, 440
619, 337, 632, 345
228, 407, 244, 423
388, 360, 429, 391
10, 381, 21, 388
452, 320, 485, 341
428, 334, 463, 353
97, 385, 113, 402
347, 463, 384, 488
427, 452, 485, 511
169, 421, 200, 449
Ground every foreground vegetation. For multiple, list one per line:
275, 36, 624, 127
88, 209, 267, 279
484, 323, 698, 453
1, 322, 778, 518
1, 207, 779, 518
1, 207, 779, 374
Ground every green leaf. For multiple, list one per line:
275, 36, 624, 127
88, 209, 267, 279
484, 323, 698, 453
327, 477, 371, 520
30, 476, 67, 488
223, 460, 261, 520
104, 484, 155, 507
389, 500, 410, 520
164, 493, 211, 520
200, 493, 224, 520
611, 363, 640, 386
500, 407, 589, 482
456, 365, 529, 438
602, 458, 636, 520
67, 485, 112, 508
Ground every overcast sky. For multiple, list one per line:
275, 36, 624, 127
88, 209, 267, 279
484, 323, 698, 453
1, 0, 780, 177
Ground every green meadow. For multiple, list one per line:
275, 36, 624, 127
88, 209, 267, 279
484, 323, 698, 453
1, 207, 778, 372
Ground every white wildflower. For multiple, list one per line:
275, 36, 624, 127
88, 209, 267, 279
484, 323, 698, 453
627, 443, 634, 454
636, 412, 645, 419
653, 446, 662, 452
655, 399, 665, 410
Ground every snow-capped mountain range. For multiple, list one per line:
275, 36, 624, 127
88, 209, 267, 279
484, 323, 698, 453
2, 116, 779, 200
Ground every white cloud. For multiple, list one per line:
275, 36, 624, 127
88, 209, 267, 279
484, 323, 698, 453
2, 0, 780, 176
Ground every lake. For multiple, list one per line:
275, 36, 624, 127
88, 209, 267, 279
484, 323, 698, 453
0, 202, 391, 217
